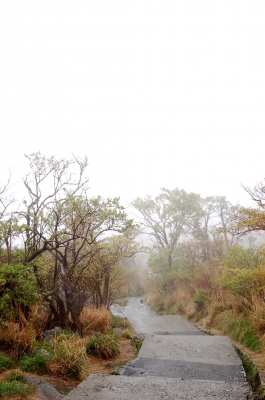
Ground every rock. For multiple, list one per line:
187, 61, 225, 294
133, 334, 145, 341
34, 349, 52, 359
113, 327, 125, 336
24, 375, 64, 400
43, 326, 62, 341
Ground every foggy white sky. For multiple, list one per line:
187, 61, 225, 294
1, 1, 265, 207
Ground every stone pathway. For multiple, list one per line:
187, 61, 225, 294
63, 298, 253, 399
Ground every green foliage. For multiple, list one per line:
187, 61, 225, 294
216, 245, 265, 299
215, 311, 260, 351
154, 303, 165, 314
0, 352, 15, 372
133, 188, 202, 269
192, 289, 211, 310
221, 244, 264, 270
227, 319, 260, 351
219, 267, 254, 298
187, 310, 201, 322
130, 338, 143, 354
111, 315, 130, 330
32, 338, 54, 354
0, 264, 39, 319
86, 331, 120, 359
0, 380, 34, 398
51, 332, 87, 378
236, 349, 264, 398
148, 248, 183, 274
5, 369, 27, 383
19, 354, 50, 374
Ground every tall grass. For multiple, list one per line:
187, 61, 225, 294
0, 352, 15, 372
86, 331, 120, 359
80, 306, 111, 334
50, 332, 87, 378
0, 380, 34, 398
0, 322, 35, 359
19, 354, 50, 374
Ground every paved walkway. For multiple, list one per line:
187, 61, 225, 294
63, 298, 253, 399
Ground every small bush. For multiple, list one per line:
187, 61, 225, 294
81, 306, 111, 334
111, 315, 130, 330
227, 319, 260, 351
214, 311, 261, 351
0, 352, 15, 372
0, 322, 35, 359
6, 369, 27, 383
154, 304, 165, 314
0, 380, 34, 398
130, 338, 143, 355
51, 333, 87, 378
192, 289, 211, 311
19, 354, 50, 374
86, 331, 120, 359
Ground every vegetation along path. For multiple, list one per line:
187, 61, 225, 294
63, 298, 253, 399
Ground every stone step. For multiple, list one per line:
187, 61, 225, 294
63, 374, 252, 400
125, 314, 206, 335
138, 335, 241, 365
117, 357, 246, 382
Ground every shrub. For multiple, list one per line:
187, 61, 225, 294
51, 333, 87, 378
86, 331, 120, 359
214, 311, 261, 351
0, 264, 39, 320
130, 338, 143, 355
0, 322, 36, 359
81, 306, 111, 334
192, 289, 211, 311
0, 352, 15, 372
5, 369, 27, 383
19, 354, 50, 374
227, 319, 260, 351
111, 315, 130, 330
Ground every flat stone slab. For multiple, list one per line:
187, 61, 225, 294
112, 300, 204, 335
139, 335, 242, 365
63, 374, 252, 400
117, 357, 245, 381
128, 315, 205, 335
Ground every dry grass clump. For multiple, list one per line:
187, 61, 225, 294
248, 294, 265, 334
50, 333, 88, 379
0, 323, 35, 360
29, 306, 50, 338
81, 306, 111, 334
86, 331, 120, 359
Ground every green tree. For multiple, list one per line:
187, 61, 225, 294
0, 264, 38, 321
0, 174, 20, 265
132, 188, 202, 269
13, 153, 136, 334
232, 179, 265, 236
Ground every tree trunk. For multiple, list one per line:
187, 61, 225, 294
102, 273, 110, 307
